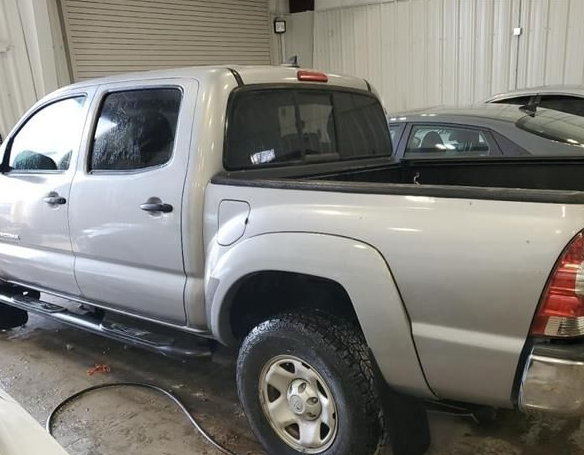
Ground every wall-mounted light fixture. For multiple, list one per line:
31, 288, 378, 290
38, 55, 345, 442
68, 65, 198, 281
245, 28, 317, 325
273, 18, 286, 34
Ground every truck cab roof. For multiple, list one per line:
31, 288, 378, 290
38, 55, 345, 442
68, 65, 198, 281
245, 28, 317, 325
54, 65, 371, 95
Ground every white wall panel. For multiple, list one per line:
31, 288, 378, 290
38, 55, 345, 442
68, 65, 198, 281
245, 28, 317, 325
491, 0, 518, 96
0, 0, 69, 138
313, 0, 584, 113
0, 0, 37, 138
280, 11, 314, 67
564, 0, 584, 85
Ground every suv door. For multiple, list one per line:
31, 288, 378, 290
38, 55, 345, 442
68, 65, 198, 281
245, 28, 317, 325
0, 93, 91, 294
69, 80, 198, 324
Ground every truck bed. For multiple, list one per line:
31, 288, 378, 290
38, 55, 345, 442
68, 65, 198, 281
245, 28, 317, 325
326, 157, 584, 193
208, 158, 584, 407
213, 157, 584, 204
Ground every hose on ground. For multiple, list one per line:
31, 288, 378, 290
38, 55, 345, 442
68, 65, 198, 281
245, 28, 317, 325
45, 382, 238, 455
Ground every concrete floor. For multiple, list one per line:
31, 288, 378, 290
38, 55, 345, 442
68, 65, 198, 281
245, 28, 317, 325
1, 314, 584, 455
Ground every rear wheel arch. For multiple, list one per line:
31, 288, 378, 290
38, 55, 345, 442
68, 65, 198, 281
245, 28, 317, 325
223, 270, 361, 342
205, 232, 435, 398
206, 233, 375, 346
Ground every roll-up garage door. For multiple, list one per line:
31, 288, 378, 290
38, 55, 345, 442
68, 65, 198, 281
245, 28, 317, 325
59, 0, 271, 80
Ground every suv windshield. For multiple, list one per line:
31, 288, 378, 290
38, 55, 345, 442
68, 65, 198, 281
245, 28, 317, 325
225, 88, 391, 170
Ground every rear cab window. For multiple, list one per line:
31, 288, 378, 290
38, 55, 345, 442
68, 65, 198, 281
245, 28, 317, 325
224, 88, 392, 170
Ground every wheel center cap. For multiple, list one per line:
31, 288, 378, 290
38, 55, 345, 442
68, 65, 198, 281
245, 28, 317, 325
286, 379, 322, 421
289, 395, 305, 414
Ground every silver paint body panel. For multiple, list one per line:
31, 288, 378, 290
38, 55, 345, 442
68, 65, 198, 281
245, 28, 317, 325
204, 183, 584, 406
2, 65, 584, 409
68, 79, 199, 324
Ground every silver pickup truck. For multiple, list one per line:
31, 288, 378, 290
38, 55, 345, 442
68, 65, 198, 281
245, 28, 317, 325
1, 65, 583, 455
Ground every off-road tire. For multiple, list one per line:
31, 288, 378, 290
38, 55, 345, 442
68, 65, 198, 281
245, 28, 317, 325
237, 310, 383, 455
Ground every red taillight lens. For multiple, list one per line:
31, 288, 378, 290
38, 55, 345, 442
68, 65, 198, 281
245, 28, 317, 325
297, 70, 328, 83
532, 232, 584, 337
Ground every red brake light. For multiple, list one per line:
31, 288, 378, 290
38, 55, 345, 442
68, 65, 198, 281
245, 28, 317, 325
297, 70, 328, 83
532, 232, 584, 337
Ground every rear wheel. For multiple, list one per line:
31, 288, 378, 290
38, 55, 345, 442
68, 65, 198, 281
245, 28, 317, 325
236, 310, 383, 455
0, 285, 30, 329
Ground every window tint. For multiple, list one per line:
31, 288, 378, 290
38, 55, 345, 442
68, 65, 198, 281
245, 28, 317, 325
538, 95, 584, 117
491, 95, 533, 106
91, 88, 181, 171
9, 96, 86, 171
335, 92, 389, 158
225, 89, 391, 169
389, 123, 405, 146
404, 125, 491, 158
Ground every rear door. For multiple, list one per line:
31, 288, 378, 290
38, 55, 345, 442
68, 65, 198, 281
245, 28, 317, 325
69, 79, 198, 324
0, 93, 91, 294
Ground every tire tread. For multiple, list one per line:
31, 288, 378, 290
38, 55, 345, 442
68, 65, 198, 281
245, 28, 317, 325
237, 309, 382, 454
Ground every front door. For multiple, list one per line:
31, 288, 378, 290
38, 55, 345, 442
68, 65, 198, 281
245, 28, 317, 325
0, 95, 90, 295
69, 80, 197, 324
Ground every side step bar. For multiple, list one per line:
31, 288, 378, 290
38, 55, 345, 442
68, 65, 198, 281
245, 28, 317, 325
0, 292, 212, 359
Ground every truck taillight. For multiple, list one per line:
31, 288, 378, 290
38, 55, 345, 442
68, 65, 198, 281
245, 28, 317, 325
532, 232, 584, 337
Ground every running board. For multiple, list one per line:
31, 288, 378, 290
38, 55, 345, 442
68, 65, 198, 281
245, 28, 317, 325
0, 292, 212, 359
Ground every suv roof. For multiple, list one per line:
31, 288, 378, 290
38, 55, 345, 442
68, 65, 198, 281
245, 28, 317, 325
484, 85, 584, 103
389, 104, 535, 125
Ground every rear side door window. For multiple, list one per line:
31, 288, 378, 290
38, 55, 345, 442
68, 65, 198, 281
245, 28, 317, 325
404, 125, 493, 158
90, 88, 182, 172
8, 96, 87, 172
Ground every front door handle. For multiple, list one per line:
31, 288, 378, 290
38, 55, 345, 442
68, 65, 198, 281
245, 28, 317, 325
43, 192, 66, 205
140, 202, 173, 213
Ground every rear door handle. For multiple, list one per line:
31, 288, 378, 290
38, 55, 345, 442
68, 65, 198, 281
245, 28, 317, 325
140, 202, 173, 213
43, 193, 66, 205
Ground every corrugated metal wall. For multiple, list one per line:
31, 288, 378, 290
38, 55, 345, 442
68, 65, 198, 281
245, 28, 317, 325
0, 0, 69, 139
60, 0, 272, 80
313, 0, 584, 112
0, 0, 39, 139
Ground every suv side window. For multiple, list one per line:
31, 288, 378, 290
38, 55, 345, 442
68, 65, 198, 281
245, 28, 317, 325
491, 95, 533, 106
404, 125, 492, 158
538, 95, 584, 117
9, 96, 87, 172
91, 88, 182, 172
389, 123, 405, 148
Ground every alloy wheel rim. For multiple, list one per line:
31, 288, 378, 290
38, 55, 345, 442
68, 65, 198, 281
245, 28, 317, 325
259, 355, 338, 453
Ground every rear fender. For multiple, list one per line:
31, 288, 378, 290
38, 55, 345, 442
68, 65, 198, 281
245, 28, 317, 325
205, 232, 435, 398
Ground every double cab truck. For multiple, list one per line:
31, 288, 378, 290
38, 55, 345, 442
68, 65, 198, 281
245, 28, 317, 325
1, 65, 584, 455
